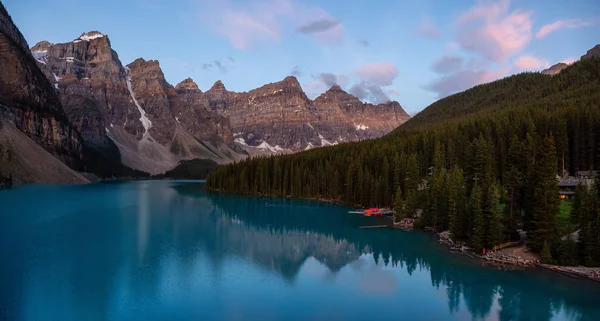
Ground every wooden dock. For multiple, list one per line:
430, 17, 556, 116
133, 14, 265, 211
359, 225, 389, 229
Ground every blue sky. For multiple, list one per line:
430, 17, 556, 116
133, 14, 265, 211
5, 0, 599, 114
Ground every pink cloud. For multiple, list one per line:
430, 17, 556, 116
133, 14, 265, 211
561, 57, 578, 65
194, 0, 344, 50
304, 79, 328, 98
536, 18, 598, 39
415, 16, 442, 39
513, 55, 549, 71
425, 67, 507, 98
457, 0, 532, 61
355, 62, 399, 86
387, 89, 400, 96
444, 42, 459, 52
350, 62, 400, 103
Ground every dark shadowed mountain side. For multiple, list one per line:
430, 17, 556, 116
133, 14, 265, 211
0, 121, 87, 183
0, 3, 82, 169
154, 158, 220, 180
206, 54, 600, 265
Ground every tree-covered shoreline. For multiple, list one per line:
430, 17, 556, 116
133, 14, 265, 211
207, 57, 600, 266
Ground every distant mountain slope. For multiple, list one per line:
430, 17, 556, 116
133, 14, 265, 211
397, 56, 599, 132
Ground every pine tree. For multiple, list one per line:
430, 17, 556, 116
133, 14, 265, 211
485, 184, 504, 247
393, 152, 401, 193
528, 135, 559, 251
505, 135, 523, 232
558, 236, 578, 266
541, 241, 553, 264
471, 134, 494, 191
394, 187, 405, 223
448, 166, 466, 239
469, 183, 485, 251
345, 162, 355, 201
381, 156, 391, 205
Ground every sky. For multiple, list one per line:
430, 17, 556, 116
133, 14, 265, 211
4, 0, 600, 114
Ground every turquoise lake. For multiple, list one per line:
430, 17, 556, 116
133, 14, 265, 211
1, 180, 600, 321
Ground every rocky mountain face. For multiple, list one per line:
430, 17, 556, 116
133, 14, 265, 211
542, 44, 599, 76
30, 33, 244, 174
541, 62, 568, 76
28, 29, 410, 173
313, 85, 410, 141
0, 3, 83, 168
203, 77, 410, 152
581, 44, 600, 60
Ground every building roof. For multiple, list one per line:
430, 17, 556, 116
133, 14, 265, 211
558, 177, 593, 188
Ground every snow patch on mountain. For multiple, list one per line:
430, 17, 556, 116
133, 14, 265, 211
318, 133, 336, 146
32, 50, 47, 64
257, 141, 278, 153
78, 33, 105, 41
234, 137, 248, 146
355, 124, 369, 130
126, 69, 152, 136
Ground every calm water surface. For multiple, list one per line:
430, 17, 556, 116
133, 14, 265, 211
1, 180, 600, 321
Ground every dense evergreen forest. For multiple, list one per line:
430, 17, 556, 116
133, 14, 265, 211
207, 58, 600, 266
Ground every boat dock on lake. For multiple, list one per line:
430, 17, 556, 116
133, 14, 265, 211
348, 208, 395, 217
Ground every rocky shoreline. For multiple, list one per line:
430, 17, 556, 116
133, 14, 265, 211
437, 230, 600, 281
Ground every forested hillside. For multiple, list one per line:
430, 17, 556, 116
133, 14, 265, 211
206, 57, 600, 265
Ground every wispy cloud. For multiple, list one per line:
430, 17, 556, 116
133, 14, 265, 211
355, 62, 398, 86
561, 57, 578, 65
536, 18, 598, 39
214, 60, 226, 72
387, 89, 400, 96
201, 59, 231, 73
352, 62, 399, 103
424, 0, 533, 98
424, 67, 507, 98
298, 18, 339, 33
457, 0, 532, 61
513, 55, 549, 71
415, 16, 442, 39
432, 55, 464, 74
193, 0, 344, 50
291, 65, 303, 77
317, 72, 339, 87
358, 39, 370, 47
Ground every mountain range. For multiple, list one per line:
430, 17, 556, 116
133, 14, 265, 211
26, 28, 409, 175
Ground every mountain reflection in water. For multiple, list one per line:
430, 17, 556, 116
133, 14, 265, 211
0, 180, 599, 321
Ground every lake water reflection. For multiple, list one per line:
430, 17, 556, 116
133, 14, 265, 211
1, 180, 599, 321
